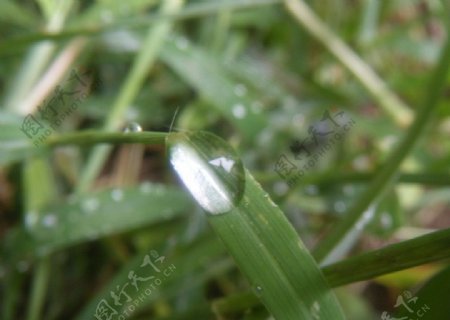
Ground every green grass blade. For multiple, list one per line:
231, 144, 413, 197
168, 131, 345, 319
161, 37, 267, 140
76, 0, 183, 194
213, 227, 450, 316
313, 31, 450, 264
3, 183, 192, 262
393, 265, 450, 320
284, 0, 413, 127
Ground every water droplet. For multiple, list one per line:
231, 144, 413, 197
124, 122, 142, 133
273, 181, 288, 196
24, 210, 38, 229
380, 212, 392, 228
310, 301, 321, 320
139, 181, 153, 193
175, 36, 189, 50
305, 185, 319, 196
168, 131, 245, 215
253, 285, 263, 296
333, 201, 346, 213
111, 189, 124, 202
232, 104, 247, 119
42, 214, 58, 228
81, 198, 99, 214
234, 84, 247, 97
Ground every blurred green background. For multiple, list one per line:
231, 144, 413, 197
1, 0, 450, 319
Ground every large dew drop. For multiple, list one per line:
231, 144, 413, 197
168, 132, 245, 215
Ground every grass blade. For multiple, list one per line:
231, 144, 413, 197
168, 131, 344, 319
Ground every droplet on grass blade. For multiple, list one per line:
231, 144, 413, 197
124, 122, 143, 133
167, 131, 245, 215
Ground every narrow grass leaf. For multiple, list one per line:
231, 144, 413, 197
168, 131, 344, 319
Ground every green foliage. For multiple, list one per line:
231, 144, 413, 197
0, 0, 449, 319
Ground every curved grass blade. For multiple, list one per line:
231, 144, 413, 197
2, 183, 192, 263
167, 131, 344, 319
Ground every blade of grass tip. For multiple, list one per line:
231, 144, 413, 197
167, 131, 345, 319
213, 227, 450, 316
76, 0, 184, 194
4, 0, 74, 113
284, 0, 413, 127
313, 30, 450, 264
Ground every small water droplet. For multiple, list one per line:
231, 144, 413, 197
81, 198, 99, 214
310, 301, 321, 320
42, 214, 58, 228
111, 189, 124, 202
253, 285, 263, 296
273, 181, 288, 196
305, 185, 319, 196
175, 36, 189, 50
24, 210, 38, 229
380, 212, 392, 228
232, 104, 247, 119
124, 122, 142, 133
234, 84, 247, 97
168, 131, 245, 215
333, 201, 346, 213
139, 181, 153, 193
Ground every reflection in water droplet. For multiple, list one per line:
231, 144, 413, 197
42, 214, 58, 228
81, 198, 99, 214
232, 104, 247, 119
124, 122, 142, 133
111, 189, 124, 202
234, 84, 247, 97
168, 132, 245, 215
